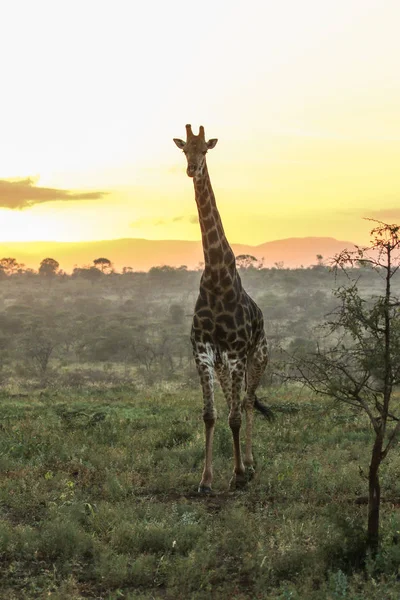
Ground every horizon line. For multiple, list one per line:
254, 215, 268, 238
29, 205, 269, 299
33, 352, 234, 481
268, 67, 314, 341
0, 234, 356, 246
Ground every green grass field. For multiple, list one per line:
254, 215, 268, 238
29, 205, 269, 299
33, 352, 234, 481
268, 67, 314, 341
1, 385, 400, 599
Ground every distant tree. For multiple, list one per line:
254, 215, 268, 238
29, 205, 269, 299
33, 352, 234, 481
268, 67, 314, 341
312, 254, 326, 270
273, 261, 285, 270
0, 257, 24, 276
20, 317, 60, 384
122, 266, 134, 274
93, 257, 112, 273
39, 257, 59, 277
25, 333, 54, 377
72, 266, 103, 281
236, 254, 259, 270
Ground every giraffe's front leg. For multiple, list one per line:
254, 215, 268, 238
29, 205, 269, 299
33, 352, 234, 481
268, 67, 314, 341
228, 363, 247, 490
197, 362, 217, 494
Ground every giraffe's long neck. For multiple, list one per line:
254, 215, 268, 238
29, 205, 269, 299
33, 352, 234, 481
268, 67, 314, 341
193, 163, 237, 288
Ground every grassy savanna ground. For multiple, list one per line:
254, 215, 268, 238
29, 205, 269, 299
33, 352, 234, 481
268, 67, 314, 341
1, 385, 400, 599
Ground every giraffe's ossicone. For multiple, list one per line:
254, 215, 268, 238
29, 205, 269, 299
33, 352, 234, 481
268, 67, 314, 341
173, 124, 272, 493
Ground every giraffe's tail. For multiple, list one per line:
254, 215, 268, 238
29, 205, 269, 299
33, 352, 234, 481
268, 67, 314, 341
254, 396, 275, 422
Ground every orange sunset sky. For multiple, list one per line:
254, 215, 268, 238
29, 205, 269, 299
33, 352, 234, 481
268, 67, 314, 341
1, 0, 400, 249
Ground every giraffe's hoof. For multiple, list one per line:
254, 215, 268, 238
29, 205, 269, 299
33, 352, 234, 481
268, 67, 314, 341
229, 468, 254, 490
198, 484, 213, 495
246, 466, 255, 481
229, 473, 248, 491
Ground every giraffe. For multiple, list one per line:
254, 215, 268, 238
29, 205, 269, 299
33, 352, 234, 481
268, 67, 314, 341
173, 124, 272, 493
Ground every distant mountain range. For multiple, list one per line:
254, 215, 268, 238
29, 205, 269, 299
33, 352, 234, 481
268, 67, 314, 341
0, 236, 356, 272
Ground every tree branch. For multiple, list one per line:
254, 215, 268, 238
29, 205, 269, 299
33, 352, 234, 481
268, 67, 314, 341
381, 420, 400, 459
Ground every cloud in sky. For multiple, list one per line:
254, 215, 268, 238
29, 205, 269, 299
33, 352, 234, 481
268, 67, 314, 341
366, 208, 400, 221
0, 177, 107, 209
130, 214, 198, 228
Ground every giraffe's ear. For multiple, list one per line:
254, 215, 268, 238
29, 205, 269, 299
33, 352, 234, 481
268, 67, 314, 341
206, 138, 218, 149
173, 138, 186, 149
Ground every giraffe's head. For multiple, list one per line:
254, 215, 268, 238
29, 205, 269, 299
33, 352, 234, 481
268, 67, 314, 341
173, 124, 218, 177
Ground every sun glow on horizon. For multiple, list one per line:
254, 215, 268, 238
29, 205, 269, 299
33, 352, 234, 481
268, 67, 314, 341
1, 0, 400, 248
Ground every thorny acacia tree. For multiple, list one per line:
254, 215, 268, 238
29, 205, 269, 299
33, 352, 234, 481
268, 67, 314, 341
295, 221, 400, 551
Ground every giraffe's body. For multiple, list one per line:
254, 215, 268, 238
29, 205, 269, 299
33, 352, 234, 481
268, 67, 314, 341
174, 125, 270, 492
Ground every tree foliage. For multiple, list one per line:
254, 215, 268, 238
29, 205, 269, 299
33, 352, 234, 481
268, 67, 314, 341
39, 257, 59, 277
236, 254, 262, 270
0, 257, 24, 275
293, 221, 400, 551
93, 257, 112, 273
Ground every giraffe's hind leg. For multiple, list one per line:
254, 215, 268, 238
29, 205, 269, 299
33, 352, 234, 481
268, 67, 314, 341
243, 335, 269, 470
